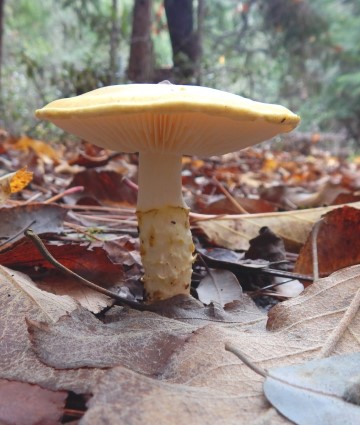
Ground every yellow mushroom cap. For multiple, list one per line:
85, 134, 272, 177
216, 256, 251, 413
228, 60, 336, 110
35, 83, 300, 156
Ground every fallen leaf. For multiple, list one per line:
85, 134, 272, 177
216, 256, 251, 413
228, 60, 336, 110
271, 277, 304, 297
195, 195, 276, 214
9, 167, 33, 193
0, 204, 67, 247
0, 266, 77, 322
294, 206, 360, 277
0, 379, 67, 425
196, 269, 242, 306
0, 237, 124, 286
195, 201, 360, 251
26, 265, 360, 423
245, 227, 304, 296
66, 170, 137, 207
264, 353, 360, 425
0, 264, 105, 393
27, 307, 193, 375
80, 365, 260, 425
12, 135, 60, 162
0, 168, 33, 204
266, 264, 360, 358
245, 226, 286, 262
36, 272, 113, 314
104, 236, 142, 268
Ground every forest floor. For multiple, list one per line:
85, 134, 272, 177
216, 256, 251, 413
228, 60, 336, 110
0, 130, 360, 424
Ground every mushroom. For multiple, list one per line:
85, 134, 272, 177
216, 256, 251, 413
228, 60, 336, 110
35, 83, 300, 302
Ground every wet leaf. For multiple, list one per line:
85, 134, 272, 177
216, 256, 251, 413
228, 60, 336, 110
264, 353, 360, 425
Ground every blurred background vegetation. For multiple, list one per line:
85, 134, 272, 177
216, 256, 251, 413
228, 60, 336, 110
0, 0, 359, 148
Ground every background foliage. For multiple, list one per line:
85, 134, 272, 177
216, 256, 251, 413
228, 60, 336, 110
1, 0, 360, 146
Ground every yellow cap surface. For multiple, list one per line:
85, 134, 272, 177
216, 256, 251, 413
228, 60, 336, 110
36, 84, 300, 156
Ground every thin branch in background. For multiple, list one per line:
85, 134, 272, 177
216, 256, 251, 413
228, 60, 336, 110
311, 218, 323, 280
196, 0, 205, 85
44, 185, 84, 204
0, 219, 36, 250
317, 285, 360, 358
109, 0, 120, 84
212, 176, 248, 214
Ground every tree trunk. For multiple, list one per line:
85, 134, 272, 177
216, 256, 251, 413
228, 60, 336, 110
164, 0, 200, 82
195, 0, 205, 85
109, 0, 120, 84
127, 0, 154, 82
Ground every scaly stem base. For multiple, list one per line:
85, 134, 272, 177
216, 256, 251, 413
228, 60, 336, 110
137, 206, 195, 301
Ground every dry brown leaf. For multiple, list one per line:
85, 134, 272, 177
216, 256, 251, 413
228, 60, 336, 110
195, 201, 360, 251
0, 266, 77, 322
0, 168, 33, 204
27, 307, 193, 375
36, 272, 113, 314
0, 379, 67, 425
81, 365, 270, 425
80, 266, 360, 423
12, 135, 60, 162
9, 167, 33, 193
0, 265, 105, 393
286, 180, 350, 209
0, 203, 67, 247
267, 264, 360, 354
294, 206, 360, 277
67, 169, 137, 207
195, 195, 276, 215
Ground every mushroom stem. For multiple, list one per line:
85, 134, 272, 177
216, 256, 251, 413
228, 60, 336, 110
136, 151, 195, 301
137, 151, 187, 211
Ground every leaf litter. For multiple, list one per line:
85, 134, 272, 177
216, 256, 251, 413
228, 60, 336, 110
1, 132, 360, 423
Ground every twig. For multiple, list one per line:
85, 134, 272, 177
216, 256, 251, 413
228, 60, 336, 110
317, 285, 360, 358
63, 221, 104, 241
24, 192, 43, 204
71, 212, 137, 225
213, 176, 249, 214
61, 204, 135, 213
311, 218, 323, 280
225, 342, 268, 378
0, 219, 36, 250
122, 176, 139, 192
249, 278, 294, 297
44, 186, 84, 204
